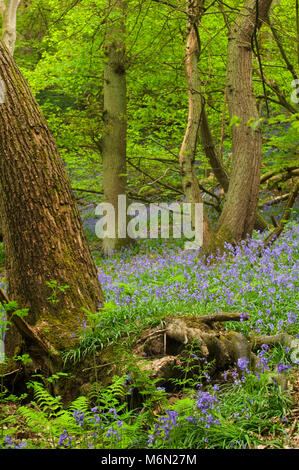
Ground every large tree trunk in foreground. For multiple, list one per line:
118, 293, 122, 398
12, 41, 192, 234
102, 0, 128, 253
216, 0, 273, 243
179, 0, 213, 248
0, 41, 104, 367
0, 1, 21, 241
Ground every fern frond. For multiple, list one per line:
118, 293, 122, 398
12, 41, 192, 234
29, 382, 62, 417
68, 396, 89, 413
18, 406, 49, 432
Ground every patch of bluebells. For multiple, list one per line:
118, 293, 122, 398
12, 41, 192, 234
1, 435, 27, 449
147, 410, 179, 445
58, 430, 73, 448
277, 363, 292, 374
93, 222, 298, 342
59, 406, 126, 448
106, 420, 123, 443
73, 409, 85, 426
194, 388, 221, 429
148, 387, 221, 446
237, 357, 250, 372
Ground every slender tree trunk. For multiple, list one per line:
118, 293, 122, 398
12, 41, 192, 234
216, 0, 273, 242
179, 0, 213, 247
102, 0, 128, 253
0, 0, 20, 55
0, 41, 104, 366
200, 104, 269, 232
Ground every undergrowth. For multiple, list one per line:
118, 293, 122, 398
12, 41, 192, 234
0, 223, 298, 449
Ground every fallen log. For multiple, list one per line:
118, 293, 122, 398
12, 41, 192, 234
134, 314, 297, 386
251, 333, 295, 351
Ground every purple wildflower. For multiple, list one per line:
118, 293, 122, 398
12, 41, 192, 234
58, 430, 73, 448
277, 363, 292, 374
237, 357, 250, 371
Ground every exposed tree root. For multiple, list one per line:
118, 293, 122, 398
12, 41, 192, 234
133, 314, 297, 387
0, 288, 61, 373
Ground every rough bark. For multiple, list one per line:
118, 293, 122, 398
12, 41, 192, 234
102, 0, 129, 252
0, 41, 104, 366
216, 0, 273, 243
179, 0, 213, 247
0, 0, 21, 241
200, 104, 269, 232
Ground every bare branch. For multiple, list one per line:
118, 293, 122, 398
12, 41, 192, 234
197, 312, 250, 324
267, 15, 298, 81
264, 180, 299, 248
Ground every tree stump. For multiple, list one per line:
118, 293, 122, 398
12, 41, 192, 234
133, 313, 296, 384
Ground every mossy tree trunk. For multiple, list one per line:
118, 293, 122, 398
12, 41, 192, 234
215, 0, 273, 243
0, 0, 21, 241
102, 0, 129, 253
0, 41, 104, 367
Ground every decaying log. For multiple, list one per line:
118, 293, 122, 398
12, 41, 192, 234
185, 312, 249, 326
163, 316, 252, 370
139, 356, 182, 381
251, 333, 295, 351
135, 315, 253, 377
135, 314, 297, 385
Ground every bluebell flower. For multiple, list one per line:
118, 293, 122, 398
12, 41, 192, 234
58, 430, 73, 448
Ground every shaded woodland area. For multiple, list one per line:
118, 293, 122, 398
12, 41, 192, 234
0, 0, 298, 451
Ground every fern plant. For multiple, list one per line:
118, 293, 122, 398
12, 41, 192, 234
14, 377, 144, 449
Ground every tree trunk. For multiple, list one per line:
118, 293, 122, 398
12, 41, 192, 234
199, 97, 269, 233
102, 0, 128, 253
199, 105, 230, 193
0, 0, 20, 55
0, 41, 104, 367
179, 0, 213, 247
216, 0, 273, 243
0, 1, 21, 241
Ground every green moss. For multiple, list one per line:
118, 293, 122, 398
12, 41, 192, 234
201, 225, 233, 257
0, 242, 5, 268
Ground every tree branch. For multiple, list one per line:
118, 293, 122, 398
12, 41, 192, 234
264, 180, 299, 248
267, 15, 298, 81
